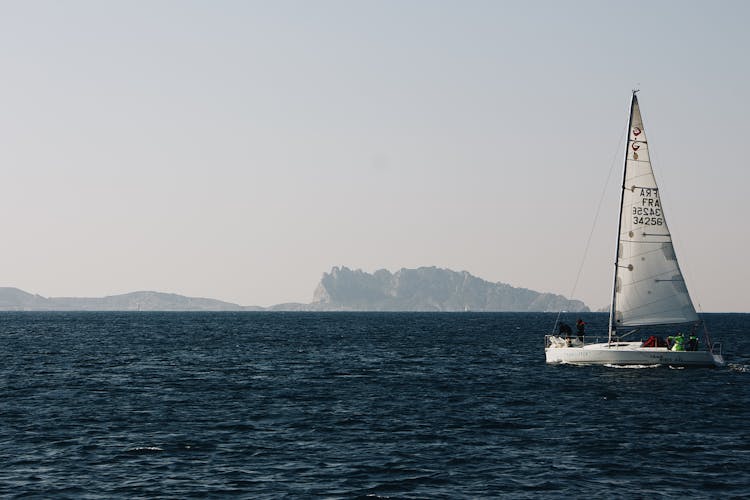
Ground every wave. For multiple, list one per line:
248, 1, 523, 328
124, 446, 164, 454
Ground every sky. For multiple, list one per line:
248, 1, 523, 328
0, 0, 748, 311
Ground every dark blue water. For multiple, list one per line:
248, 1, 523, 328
1, 312, 748, 498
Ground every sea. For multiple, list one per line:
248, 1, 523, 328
1, 312, 748, 498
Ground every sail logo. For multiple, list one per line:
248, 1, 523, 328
631, 127, 643, 159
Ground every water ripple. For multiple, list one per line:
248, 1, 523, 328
0, 311, 748, 498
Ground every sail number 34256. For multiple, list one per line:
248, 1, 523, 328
632, 207, 663, 226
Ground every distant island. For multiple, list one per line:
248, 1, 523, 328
0, 266, 588, 312
302, 266, 588, 312
0, 288, 262, 312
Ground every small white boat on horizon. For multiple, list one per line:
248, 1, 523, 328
545, 92, 724, 368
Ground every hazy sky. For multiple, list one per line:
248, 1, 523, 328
1, 1, 748, 311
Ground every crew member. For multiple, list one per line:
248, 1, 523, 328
687, 334, 699, 351
559, 322, 572, 338
669, 332, 685, 352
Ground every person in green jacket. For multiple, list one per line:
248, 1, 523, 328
669, 332, 685, 352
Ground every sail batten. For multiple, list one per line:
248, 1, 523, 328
611, 94, 698, 329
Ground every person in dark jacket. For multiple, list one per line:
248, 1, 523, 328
687, 334, 699, 351
559, 322, 573, 346
559, 322, 572, 337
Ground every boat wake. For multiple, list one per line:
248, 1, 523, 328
728, 363, 749, 373
603, 364, 660, 369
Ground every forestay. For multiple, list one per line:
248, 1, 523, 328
612, 95, 698, 328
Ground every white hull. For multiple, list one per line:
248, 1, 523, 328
545, 341, 724, 367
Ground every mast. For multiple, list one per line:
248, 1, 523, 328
608, 91, 638, 341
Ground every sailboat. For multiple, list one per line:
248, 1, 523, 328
545, 92, 724, 367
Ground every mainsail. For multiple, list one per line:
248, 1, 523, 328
611, 94, 698, 328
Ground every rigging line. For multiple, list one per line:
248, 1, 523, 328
551, 118, 629, 334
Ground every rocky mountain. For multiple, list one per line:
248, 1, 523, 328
309, 266, 588, 312
0, 267, 588, 312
